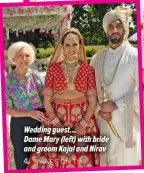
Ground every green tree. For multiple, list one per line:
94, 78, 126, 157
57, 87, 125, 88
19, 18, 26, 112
71, 3, 136, 45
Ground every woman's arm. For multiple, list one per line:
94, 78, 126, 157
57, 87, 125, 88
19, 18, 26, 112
43, 66, 63, 127
75, 65, 97, 135
75, 89, 97, 135
7, 108, 46, 122
44, 94, 63, 127
7, 108, 26, 117
85, 89, 97, 120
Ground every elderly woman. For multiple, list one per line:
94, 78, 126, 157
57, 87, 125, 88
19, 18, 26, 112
6, 41, 46, 169
27, 28, 100, 169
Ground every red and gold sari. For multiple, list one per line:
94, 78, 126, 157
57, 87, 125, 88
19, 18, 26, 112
27, 28, 100, 169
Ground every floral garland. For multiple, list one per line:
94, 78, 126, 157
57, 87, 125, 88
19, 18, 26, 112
3, 5, 72, 39
4, 15, 60, 30
3, 6, 69, 17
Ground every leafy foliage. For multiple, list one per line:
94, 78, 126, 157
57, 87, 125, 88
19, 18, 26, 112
5, 3, 136, 49
71, 3, 136, 45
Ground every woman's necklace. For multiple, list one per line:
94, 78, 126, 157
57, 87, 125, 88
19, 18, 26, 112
61, 59, 79, 92
101, 44, 127, 87
62, 59, 79, 72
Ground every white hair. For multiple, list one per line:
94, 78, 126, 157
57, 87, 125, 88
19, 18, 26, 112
7, 41, 35, 64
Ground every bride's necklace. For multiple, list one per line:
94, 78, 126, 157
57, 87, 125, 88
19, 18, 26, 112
65, 59, 78, 63
62, 59, 79, 72
61, 59, 79, 91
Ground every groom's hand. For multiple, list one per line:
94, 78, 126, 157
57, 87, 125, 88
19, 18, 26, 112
98, 110, 112, 122
101, 101, 118, 113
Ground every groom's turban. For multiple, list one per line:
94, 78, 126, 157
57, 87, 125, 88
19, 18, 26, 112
103, 6, 133, 40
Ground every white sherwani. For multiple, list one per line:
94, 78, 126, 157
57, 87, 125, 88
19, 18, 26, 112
90, 41, 141, 166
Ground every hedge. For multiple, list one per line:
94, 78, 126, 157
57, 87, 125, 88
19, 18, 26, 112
4, 45, 105, 60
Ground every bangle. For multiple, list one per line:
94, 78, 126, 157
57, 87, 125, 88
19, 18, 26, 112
75, 123, 85, 133
49, 114, 57, 121
51, 117, 59, 126
55, 121, 63, 128
47, 111, 55, 114
83, 116, 91, 124
80, 119, 88, 129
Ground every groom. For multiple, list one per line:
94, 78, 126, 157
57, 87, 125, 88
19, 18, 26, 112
90, 6, 141, 166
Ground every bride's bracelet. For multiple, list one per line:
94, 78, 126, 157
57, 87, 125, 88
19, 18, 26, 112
78, 115, 91, 129
79, 120, 87, 129
82, 116, 91, 125
46, 111, 63, 127
51, 117, 61, 126
75, 122, 86, 134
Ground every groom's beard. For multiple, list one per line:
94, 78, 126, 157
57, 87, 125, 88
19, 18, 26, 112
107, 32, 125, 44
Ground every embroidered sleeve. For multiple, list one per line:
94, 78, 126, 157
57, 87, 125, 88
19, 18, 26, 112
87, 65, 96, 90
44, 67, 54, 90
6, 77, 13, 109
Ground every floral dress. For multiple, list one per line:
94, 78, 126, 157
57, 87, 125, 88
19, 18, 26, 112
6, 69, 44, 169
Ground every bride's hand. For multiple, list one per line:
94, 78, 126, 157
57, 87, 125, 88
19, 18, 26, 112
75, 123, 86, 137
